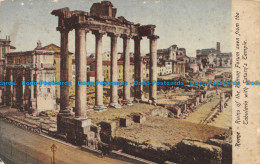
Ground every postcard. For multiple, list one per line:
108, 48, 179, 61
0, 0, 259, 163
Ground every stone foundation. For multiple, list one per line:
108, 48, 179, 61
57, 115, 93, 146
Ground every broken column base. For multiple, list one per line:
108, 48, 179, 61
148, 99, 157, 105
121, 99, 133, 106
110, 102, 122, 109
93, 105, 107, 111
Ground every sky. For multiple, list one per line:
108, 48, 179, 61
0, 0, 232, 57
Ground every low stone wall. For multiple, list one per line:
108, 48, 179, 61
112, 136, 179, 163
108, 136, 230, 163
177, 139, 222, 164
207, 139, 232, 164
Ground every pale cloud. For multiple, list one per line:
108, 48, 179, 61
143, 1, 147, 4
155, 0, 160, 4
21, 2, 24, 6
53, 0, 59, 3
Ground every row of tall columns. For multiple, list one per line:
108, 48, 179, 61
172, 63, 185, 75
58, 28, 159, 116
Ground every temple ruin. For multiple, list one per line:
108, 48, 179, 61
51, 1, 159, 144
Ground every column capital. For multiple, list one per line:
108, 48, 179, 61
92, 30, 106, 37
107, 32, 120, 38
75, 26, 90, 33
57, 26, 72, 33
121, 34, 132, 39
133, 35, 142, 40
148, 35, 159, 40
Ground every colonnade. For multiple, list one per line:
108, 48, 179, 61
58, 28, 159, 117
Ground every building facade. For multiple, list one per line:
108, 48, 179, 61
37, 43, 73, 99
5, 49, 56, 114
196, 42, 232, 69
0, 36, 16, 104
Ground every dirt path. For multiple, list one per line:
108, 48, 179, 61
184, 95, 220, 124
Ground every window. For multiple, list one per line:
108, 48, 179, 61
47, 88, 51, 93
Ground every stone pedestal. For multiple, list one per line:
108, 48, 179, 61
57, 116, 92, 146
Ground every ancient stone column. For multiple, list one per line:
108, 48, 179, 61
133, 36, 143, 101
108, 33, 121, 109
75, 28, 87, 117
30, 70, 36, 111
22, 73, 26, 105
30, 71, 34, 100
122, 35, 132, 105
93, 31, 107, 111
173, 51, 177, 61
59, 29, 71, 114
220, 92, 225, 112
183, 64, 186, 75
10, 70, 14, 106
148, 35, 159, 103
169, 46, 173, 60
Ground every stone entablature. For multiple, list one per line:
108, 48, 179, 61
51, 3, 155, 38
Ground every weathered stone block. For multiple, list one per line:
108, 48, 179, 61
120, 118, 132, 127
207, 139, 232, 164
177, 139, 222, 164
100, 121, 117, 135
133, 115, 146, 123
85, 131, 95, 140
75, 118, 91, 127
90, 125, 98, 133
83, 126, 91, 134
150, 108, 169, 117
